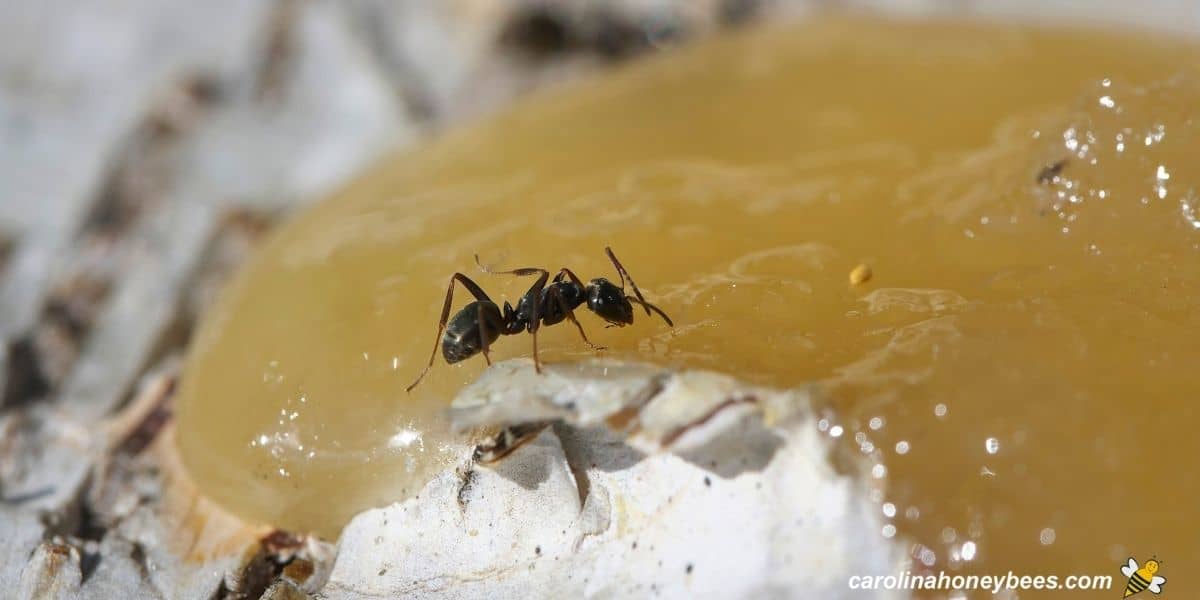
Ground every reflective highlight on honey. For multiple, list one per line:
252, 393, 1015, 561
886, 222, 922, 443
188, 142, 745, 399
176, 16, 1200, 585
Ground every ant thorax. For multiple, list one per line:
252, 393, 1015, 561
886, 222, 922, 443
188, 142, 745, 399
539, 280, 587, 326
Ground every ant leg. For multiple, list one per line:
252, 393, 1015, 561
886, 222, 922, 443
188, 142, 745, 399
626, 295, 674, 328
473, 255, 551, 374
556, 267, 621, 337
525, 270, 549, 374
557, 267, 585, 287
478, 302, 493, 366
406, 273, 494, 392
604, 246, 652, 317
557, 267, 620, 336
548, 283, 606, 351
549, 276, 604, 350
475, 255, 546, 279
531, 321, 542, 373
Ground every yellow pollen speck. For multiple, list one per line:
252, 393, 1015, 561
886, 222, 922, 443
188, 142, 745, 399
849, 264, 873, 286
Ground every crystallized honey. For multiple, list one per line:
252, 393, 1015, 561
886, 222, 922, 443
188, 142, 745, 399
176, 15, 1200, 588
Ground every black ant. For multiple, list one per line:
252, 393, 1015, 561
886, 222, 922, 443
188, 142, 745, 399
406, 247, 673, 392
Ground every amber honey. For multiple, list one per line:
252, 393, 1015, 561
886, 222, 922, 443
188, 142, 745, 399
176, 17, 1200, 593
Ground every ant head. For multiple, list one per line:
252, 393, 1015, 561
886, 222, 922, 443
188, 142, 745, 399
586, 278, 633, 326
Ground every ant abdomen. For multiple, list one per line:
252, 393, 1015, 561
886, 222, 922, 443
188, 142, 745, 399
441, 300, 504, 364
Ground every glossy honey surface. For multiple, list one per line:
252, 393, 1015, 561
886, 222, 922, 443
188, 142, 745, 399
176, 16, 1200, 587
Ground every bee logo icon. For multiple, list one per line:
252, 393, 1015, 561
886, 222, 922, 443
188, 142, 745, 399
1121, 556, 1166, 597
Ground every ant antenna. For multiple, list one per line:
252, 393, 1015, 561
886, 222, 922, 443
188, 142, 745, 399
605, 246, 673, 327
605, 246, 650, 315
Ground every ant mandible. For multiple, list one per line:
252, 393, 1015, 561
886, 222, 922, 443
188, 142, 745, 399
405, 247, 673, 392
